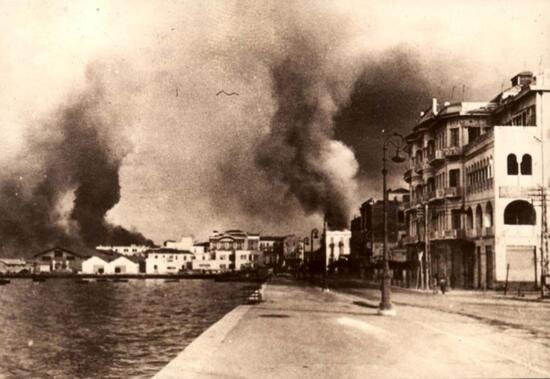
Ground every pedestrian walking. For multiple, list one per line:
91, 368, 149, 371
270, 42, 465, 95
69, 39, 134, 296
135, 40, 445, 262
439, 275, 447, 294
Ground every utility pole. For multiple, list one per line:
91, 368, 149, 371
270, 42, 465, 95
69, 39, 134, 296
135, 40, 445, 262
541, 186, 548, 297
425, 202, 430, 290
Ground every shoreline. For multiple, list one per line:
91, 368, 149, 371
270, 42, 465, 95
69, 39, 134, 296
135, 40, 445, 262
153, 304, 252, 379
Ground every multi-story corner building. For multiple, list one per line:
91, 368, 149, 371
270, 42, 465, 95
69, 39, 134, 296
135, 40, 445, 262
403, 70, 550, 290
207, 230, 261, 271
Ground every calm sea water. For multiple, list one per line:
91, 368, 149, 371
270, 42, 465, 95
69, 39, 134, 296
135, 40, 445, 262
0, 278, 246, 378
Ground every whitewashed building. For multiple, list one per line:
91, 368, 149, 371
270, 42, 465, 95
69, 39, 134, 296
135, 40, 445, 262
145, 249, 194, 274
191, 230, 261, 272
324, 228, 352, 267
82, 254, 140, 274
0, 258, 29, 274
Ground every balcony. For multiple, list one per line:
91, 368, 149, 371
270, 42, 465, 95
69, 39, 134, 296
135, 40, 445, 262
445, 186, 463, 199
443, 146, 462, 157
428, 150, 444, 165
443, 229, 466, 240
423, 164, 434, 177
429, 189, 445, 202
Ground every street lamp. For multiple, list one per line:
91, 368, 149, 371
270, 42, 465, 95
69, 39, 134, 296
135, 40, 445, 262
379, 132, 407, 316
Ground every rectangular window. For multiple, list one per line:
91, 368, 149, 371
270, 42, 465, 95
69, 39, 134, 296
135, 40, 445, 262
468, 127, 480, 143
450, 128, 459, 147
449, 169, 460, 187
451, 210, 461, 229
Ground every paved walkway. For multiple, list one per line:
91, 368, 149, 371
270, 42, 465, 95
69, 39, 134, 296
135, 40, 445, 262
154, 279, 550, 379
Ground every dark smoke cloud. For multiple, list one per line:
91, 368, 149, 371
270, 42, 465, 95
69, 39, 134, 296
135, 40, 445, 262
0, 73, 153, 256
333, 47, 495, 192
207, 3, 359, 231
334, 48, 437, 179
255, 56, 358, 229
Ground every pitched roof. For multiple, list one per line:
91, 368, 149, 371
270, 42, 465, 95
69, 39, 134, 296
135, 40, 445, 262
33, 245, 98, 259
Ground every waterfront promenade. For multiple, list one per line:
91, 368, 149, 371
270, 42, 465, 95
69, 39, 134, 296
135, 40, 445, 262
155, 277, 550, 379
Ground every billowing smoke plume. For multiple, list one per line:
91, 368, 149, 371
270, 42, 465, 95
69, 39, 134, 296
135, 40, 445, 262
256, 55, 359, 229
2, 1, 521, 243
202, 3, 360, 231
0, 73, 153, 255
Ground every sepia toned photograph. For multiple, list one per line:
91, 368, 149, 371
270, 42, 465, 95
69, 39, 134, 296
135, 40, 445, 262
0, 0, 549, 378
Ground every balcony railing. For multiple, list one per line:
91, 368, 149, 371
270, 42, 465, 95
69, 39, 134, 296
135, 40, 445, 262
443, 229, 466, 239
466, 228, 477, 239
445, 186, 463, 199
428, 150, 444, 165
429, 189, 445, 202
443, 146, 462, 157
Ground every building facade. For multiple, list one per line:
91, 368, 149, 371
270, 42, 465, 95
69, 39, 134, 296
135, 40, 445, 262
33, 246, 94, 273
145, 248, 195, 274
0, 259, 29, 274
403, 70, 550, 290
323, 227, 352, 271
259, 236, 285, 268
82, 254, 140, 274
206, 230, 261, 271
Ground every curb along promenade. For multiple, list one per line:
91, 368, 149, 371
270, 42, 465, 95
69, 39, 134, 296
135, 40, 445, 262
154, 277, 550, 379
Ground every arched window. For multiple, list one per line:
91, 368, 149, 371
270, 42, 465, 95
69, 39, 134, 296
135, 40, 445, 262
475, 205, 483, 229
507, 154, 518, 175
485, 202, 493, 227
504, 200, 536, 225
466, 207, 474, 229
520, 154, 532, 175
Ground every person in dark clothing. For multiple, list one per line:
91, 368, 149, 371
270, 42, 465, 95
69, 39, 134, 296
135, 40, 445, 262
439, 274, 448, 294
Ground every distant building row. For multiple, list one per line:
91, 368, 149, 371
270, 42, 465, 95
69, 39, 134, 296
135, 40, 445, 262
1, 230, 319, 275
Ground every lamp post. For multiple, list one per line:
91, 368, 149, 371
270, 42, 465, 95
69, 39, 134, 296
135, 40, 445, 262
379, 132, 407, 316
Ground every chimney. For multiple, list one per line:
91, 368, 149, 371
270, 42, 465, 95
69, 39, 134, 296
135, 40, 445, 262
432, 98, 438, 115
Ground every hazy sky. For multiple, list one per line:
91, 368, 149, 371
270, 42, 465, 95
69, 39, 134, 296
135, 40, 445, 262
1, 0, 549, 244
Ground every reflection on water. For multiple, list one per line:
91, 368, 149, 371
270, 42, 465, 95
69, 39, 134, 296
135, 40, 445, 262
0, 279, 245, 378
